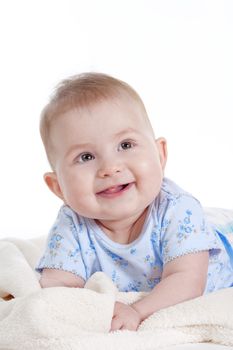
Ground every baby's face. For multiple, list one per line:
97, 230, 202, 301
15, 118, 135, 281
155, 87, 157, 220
47, 97, 167, 222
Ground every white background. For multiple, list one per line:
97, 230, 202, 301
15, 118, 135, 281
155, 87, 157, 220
0, 0, 232, 239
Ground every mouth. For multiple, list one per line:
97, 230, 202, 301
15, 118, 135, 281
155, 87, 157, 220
96, 182, 134, 198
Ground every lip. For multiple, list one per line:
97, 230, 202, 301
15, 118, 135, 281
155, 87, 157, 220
96, 182, 135, 198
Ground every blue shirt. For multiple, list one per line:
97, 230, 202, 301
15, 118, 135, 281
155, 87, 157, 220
36, 178, 233, 293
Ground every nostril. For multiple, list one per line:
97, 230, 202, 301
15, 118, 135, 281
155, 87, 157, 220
98, 167, 121, 178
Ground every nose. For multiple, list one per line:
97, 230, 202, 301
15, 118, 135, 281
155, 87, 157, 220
97, 160, 123, 178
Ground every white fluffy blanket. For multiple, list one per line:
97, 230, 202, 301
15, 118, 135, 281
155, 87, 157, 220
1, 230, 233, 350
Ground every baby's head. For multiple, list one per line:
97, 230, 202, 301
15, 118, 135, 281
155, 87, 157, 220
40, 72, 167, 221
41, 72, 153, 169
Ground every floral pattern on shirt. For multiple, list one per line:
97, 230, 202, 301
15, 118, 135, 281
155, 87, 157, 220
36, 178, 233, 293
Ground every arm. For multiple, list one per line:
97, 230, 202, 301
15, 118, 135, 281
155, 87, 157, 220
40, 268, 85, 288
132, 251, 209, 321
111, 251, 209, 331
36, 207, 88, 289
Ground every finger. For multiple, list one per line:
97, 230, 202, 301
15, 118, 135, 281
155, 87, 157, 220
112, 301, 122, 316
121, 323, 138, 331
110, 317, 123, 332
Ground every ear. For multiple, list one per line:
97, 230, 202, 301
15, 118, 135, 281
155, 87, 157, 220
155, 137, 167, 170
44, 172, 64, 200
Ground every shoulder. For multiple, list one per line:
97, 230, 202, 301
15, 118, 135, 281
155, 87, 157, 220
157, 177, 201, 207
57, 205, 83, 224
58, 204, 78, 218
50, 205, 88, 238
153, 179, 221, 264
153, 178, 204, 222
160, 177, 194, 201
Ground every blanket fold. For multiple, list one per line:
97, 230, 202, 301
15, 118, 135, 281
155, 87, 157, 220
1, 236, 233, 350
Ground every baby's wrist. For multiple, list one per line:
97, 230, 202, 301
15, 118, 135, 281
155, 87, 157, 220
130, 303, 145, 322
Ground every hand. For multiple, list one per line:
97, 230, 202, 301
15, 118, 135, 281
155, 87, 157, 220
110, 301, 141, 332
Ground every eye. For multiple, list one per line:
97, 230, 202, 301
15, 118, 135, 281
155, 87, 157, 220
76, 153, 95, 163
118, 140, 135, 151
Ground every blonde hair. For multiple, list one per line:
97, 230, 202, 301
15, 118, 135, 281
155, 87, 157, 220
40, 72, 148, 169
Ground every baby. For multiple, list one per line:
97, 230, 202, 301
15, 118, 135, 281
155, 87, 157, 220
36, 72, 233, 331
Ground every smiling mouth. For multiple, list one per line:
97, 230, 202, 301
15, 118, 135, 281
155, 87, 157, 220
96, 182, 134, 197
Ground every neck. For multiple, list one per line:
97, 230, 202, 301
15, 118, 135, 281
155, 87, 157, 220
95, 207, 149, 244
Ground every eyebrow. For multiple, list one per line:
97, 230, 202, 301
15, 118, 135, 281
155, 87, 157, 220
65, 128, 140, 157
65, 142, 94, 158
114, 127, 140, 138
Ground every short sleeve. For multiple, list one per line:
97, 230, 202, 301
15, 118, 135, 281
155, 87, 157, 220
35, 205, 87, 281
160, 195, 221, 264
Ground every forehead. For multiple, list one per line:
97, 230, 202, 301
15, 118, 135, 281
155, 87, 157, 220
51, 96, 151, 139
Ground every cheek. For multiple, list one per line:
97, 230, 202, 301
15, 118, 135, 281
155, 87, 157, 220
57, 171, 80, 198
59, 168, 95, 203
136, 154, 162, 176
135, 157, 163, 190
